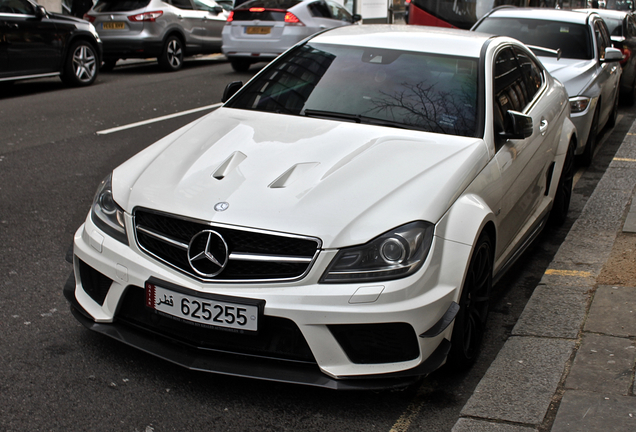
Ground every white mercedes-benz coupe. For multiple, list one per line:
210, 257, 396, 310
64, 25, 577, 390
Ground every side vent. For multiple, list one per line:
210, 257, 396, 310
545, 162, 556, 196
269, 162, 319, 189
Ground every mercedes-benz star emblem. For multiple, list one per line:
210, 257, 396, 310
214, 202, 229, 212
187, 230, 229, 277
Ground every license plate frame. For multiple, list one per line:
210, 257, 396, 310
246, 26, 271, 35
145, 278, 263, 333
102, 22, 126, 30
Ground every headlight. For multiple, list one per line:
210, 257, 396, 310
320, 221, 434, 283
569, 97, 591, 114
90, 173, 128, 244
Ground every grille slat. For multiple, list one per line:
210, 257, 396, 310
134, 209, 321, 282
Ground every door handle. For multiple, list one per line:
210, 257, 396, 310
540, 119, 548, 135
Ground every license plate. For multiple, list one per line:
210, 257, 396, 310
102, 22, 126, 30
246, 26, 271, 35
145, 282, 259, 332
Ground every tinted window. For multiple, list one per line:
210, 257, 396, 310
237, 0, 301, 8
228, 43, 480, 137
475, 18, 593, 60
326, 0, 351, 21
603, 17, 624, 36
594, 20, 611, 59
0, 0, 34, 14
93, 0, 151, 12
170, 0, 194, 9
308, 1, 331, 18
513, 46, 543, 102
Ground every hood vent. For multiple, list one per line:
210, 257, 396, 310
269, 162, 319, 189
212, 151, 247, 180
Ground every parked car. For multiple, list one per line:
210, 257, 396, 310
64, 25, 577, 389
0, 0, 101, 86
221, 0, 361, 72
84, 0, 229, 72
583, 8, 636, 105
604, 0, 634, 11
473, 8, 623, 166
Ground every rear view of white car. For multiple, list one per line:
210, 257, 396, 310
222, 0, 360, 71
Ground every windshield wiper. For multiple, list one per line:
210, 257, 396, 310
301, 109, 361, 123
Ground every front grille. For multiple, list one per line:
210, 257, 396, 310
134, 209, 321, 282
328, 323, 420, 364
116, 286, 316, 363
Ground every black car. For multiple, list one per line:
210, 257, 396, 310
592, 8, 636, 104
0, 0, 102, 86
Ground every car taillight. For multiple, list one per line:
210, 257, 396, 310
128, 11, 163, 22
249, 7, 265, 11
227, 10, 234, 22
84, 14, 96, 22
621, 47, 631, 65
284, 12, 303, 25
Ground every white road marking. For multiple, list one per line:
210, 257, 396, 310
96, 103, 223, 135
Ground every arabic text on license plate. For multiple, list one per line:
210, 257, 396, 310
246, 26, 271, 35
146, 283, 258, 331
103, 22, 125, 30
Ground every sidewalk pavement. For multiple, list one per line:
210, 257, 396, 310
451, 118, 636, 431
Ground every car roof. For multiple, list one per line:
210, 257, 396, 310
310, 25, 494, 58
485, 7, 595, 24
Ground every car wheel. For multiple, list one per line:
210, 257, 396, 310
101, 59, 118, 72
549, 139, 575, 226
607, 91, 619, 128
447, 231, 492, 370
159, 36, 184, 72
61, 40, 98, 87
580, 107, 599, 167
231, 59, 251, 72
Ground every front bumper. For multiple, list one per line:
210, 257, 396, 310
65, 212, 471, 388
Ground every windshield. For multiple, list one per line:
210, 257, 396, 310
475, 18, 593, 60
93, 0, 151, 12
602, 17, 624, 36
227, 43, 480, 138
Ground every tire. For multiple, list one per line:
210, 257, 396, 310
60, 40, 98, 87
230, 59, 251, 72
159, 36, 184, 72
607, 91, 619, 128
447, 231, 493, 370
100, 59, 118, 72
549, 139, 575, 226
621, 80, 636, 106
580, 107, 599, 167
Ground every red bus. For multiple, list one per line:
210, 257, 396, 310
406, 0, 565, 29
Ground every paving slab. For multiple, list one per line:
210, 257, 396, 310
584, 286, 636, 337
551, 391, 636, 432
460, 337, 575, 425
512, 285, 589, 339
452, 418, 537, 432
565, 333, 636, 395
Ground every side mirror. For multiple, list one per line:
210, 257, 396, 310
602, 47, 624, 62
499, 110, 533, 140
34, 5, 46, 19
222, 81, 243, 102
212, 5, 223, 14
352, 14, 362, 23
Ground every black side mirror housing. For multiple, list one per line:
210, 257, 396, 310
222, 81, 243, 103
352, 14, 362, 23
499, 110, 533, 140
35, 5, 46, 19
212, 5, 223, 14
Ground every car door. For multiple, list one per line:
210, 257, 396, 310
594, 18, 621, 126
0, 0, 61, 77
192, 0, 227, 51
168, 0, 205, 50
492, 46, 559, 256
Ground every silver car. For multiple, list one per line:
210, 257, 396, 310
473, 8, 623, 166
85, 0, 229, 71
222, 0, 360, 72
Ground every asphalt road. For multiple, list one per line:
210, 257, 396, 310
0, 57, 633, 432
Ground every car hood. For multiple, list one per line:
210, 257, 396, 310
538, 56, 596, 98
113, 108, 489, 248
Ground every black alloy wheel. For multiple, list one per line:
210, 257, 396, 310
447, 231, 493, 370
549, 139, 576, 226
61, 40, 98, 86
159, 36, 184, 71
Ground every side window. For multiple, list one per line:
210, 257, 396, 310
494, 47, 529, 147
308, 1, 331, 18
514, 46, 543, 103
0, 0, 35, 14
629, 17, 636, 38
594, 20, 611, 60
170, 0, 194, 10
326, 0, 352, 21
